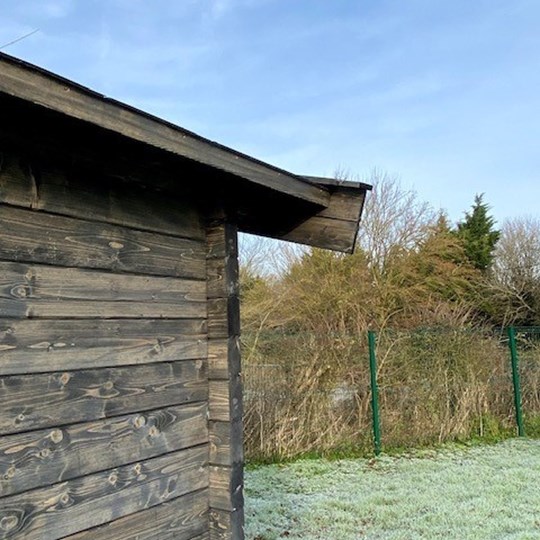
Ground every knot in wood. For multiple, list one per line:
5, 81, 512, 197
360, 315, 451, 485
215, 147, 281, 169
50, 429, 63, 444
108, 241, 124, 250
60, 372, 71, 385
108, 472, 118, 485
60, 493, 70, 505
134, 415, 146, 429
10, 285, 30, 299
5, 466, 16, 479
103, 380, 114, 391
0, 514, 19, 532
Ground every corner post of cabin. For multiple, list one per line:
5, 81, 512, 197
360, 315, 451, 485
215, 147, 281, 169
206, 210, 244, 540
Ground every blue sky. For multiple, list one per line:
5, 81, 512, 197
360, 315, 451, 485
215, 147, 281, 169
3, 0, 540, 224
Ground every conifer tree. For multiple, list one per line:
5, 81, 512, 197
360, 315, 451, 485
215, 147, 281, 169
456, 194, 500, 272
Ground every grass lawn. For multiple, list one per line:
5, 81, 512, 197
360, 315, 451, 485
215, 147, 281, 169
245, 439, 540, 540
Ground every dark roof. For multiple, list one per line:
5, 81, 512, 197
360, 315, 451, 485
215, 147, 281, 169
0, 52, 370, 253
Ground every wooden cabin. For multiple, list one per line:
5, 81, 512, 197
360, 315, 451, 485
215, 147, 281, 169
0, 53, 370, 540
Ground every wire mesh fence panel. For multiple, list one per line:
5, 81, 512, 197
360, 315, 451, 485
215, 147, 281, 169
242, 331, 373, 460
513, 327, 540, 436
242, 327, 524, 461
375, 328, 516, 450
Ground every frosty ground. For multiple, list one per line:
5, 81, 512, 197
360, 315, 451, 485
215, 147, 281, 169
245, 439, 540, 540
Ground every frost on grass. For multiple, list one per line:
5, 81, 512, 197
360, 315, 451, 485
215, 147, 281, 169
245, 439, 540, 540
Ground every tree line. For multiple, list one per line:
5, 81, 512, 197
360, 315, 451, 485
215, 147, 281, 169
241, 170, 540, 336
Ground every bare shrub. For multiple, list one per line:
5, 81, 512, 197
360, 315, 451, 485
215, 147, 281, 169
490, 217, 540, 325
358, 170, 436, 271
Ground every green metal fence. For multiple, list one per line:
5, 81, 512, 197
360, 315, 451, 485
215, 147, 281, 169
505, 326, 540, 439
367, 326, 540, 455
242, 327, 540, 461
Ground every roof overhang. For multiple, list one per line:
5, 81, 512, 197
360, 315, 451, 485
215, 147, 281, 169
0, 52, 370, 253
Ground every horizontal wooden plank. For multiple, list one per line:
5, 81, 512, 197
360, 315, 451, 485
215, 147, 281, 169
0, 150, 204, 240
209, 379, 242, 423
0, 261, 206, 319
0, 360, 208, 435
209, 420, 243, 467
0, 402, 208, 497
282, 215, 360, 254
63, 488, 209, 540
210, 508, 244, 540
318, 189, 366, 222
209, 464, 243, 512
0, 55, 330, 207
0, 205, 206, 278
0, 444, 208, 540
0, 318, 207, 375
270, 184, 367, 253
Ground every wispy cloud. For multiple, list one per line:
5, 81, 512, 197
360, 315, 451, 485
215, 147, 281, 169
206, 0, 276, 20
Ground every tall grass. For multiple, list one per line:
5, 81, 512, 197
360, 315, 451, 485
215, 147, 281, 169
242, 328, 531, 461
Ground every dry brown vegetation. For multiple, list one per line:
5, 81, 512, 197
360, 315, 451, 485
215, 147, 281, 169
239, 173, 540, 461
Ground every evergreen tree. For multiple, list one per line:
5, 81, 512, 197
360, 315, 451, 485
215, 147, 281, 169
456, 194, 500, 272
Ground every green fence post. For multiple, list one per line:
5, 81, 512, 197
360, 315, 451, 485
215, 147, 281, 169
508, 326, 525, 437
368, 330, 382, 455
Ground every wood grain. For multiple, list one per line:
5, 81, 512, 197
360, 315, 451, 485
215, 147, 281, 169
0, 360, 208, 435
0, 205, 205, 279
0, 261, 206, 319
210, 508, 244, 540
0, 150, 204, 241
206, 217, 244, 539
63, 488, 209, 540
208, 339, 228, 380
208, 379, 242, 424
208, 337, 241, 381
282, 215, 359, 254
0, 444, 208, 540
0, 318, 207, 375
207, 298, 240, 340
0, 402, 208, 497
314, 186, 367, 222
209, 420, 242, 467
280, 187, 367, 254
206, 258, 239, 300
206, 223, 238, 261
209, 464, 243, 512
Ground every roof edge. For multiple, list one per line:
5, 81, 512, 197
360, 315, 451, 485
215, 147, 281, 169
0, 51, 330, 207
303, 175, 373, 191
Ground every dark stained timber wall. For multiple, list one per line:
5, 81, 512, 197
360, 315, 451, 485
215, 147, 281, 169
206, 216, 244, 540
0, 149, 211, 540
